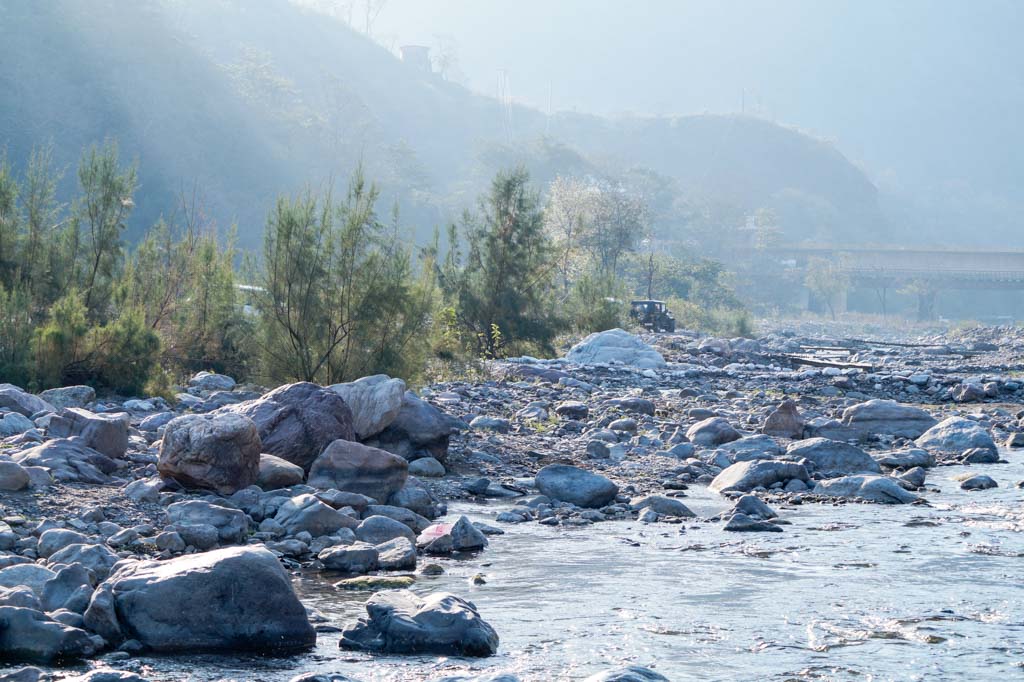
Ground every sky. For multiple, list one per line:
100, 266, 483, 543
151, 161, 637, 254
373, 0, 1023, 197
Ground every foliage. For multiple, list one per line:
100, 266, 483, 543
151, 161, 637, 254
255, 167, 434, 384
564, 268, 629, 334
439, 168, 563, 358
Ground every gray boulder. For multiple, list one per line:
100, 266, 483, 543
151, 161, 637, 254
370, 391, 466, 462
709, 460, 810, 494
874, 448, 935, 469
0, 413, 34, 437
761, 399, 804, 439
307, 440, 408, 501
83, 546, 315, 652
375, 537, 417, 571
39, 386, 95, 411
565, 329, 666, 369
11, 439, 116, 484
275, 494, 357, 537
40, 564, 94, 613
339, 590, 499, 656
0, 385, 54, 417
0, 461, 30, 491
356, 515, 416, 545
724, 513, 782, 532
730, 494, 778, 519
46, 544, 119, 581
47, 408, 129, 459
189, 371, 236, 393
0, 565, 57, 597
318, 542, 379, 573
388, 478, 442, 519
686, 417, 740, 446
959, 474, 998, 490
408, 456, 445, 477
257, 454, 305, 490
915, 417, 997, 454
166, 500, 249, 545
535, 464, 618, 508
784, 438, 881, 474
630, 495, 695, 518
0, 607, 97, 662
217, 382, 355, 470
158, 413, 261, 495
840, 399, 937, 438
814, 475, 919, 504
328, 375, 406, 439
720, 434, 781, 461
37, 529, 89, 559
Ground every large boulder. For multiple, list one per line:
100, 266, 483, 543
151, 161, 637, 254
157, 413, 261, 495
813, 475, 919, 504
0, 385, 54, 417
416, 516, 488, 554
217, 382, 355, 470
83, 546, 315, 652
369, 392, 466, 462
761, 399, 804, 439
275, 494, 357, 537
165, 500, 249, 546
188, 371, 236, 393
784, 438, 881, 474
0, 461, 30, 491
46, 544, 119, 582
686, 417, 740, 447
915, 417, 997, 454
535, 464, 618, 508
709, 460, 810, 494
719, 434, 781, 461
0, 412, 35, 437
565, 329, 666, 369
39, 386, 95, 411
257, 454, 305, 490
328, 375, 406, 440
339, 590, 498, 657
46, 408, 129, 459
307, 440, 408, 501
0, 607, 98, 662
840, 400, 937, 439
11, 439, 117, 484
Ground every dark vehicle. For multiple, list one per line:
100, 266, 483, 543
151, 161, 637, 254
630, 299, 676, 332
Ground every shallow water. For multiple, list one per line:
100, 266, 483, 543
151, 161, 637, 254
44, 451, 1024, 681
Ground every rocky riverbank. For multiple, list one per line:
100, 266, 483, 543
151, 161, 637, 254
0, 323, 1021, 681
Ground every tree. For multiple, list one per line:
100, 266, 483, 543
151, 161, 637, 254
804, 257, 849, 321
583, 185, 646, 277
257, 167, 431, 384
544, 175, 596, 294
440, 168, 561, 358
73, 142, 137, 316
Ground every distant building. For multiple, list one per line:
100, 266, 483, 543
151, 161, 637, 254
399, 45, 431, 73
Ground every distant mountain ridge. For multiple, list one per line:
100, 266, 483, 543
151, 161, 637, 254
0, 0, 885, 249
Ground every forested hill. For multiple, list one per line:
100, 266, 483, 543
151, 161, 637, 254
0, 0, 885, 249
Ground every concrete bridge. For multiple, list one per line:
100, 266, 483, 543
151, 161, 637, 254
771, 246, 1024, 289
754, 245, 1024, 318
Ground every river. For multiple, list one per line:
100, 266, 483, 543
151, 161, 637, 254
50, 453, 1024, 681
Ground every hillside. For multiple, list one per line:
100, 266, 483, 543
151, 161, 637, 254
0, 0, 886, 249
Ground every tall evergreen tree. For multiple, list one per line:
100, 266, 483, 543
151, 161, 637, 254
441, 168, 561, 358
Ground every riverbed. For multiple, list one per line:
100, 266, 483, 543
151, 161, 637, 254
47, 452, 1024, 682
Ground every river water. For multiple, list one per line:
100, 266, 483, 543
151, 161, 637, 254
49, 452, 1024, 681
